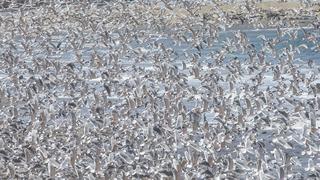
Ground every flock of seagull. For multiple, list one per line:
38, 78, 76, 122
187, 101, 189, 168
0, 0, 319, 179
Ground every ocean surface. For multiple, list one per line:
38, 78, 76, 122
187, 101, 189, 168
177, 27, 319, 63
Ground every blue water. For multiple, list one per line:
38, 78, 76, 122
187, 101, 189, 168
4, 27, 319, 69
216, 28, 318, 64
131, 27, 320, 65
219, 28, 320, 61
